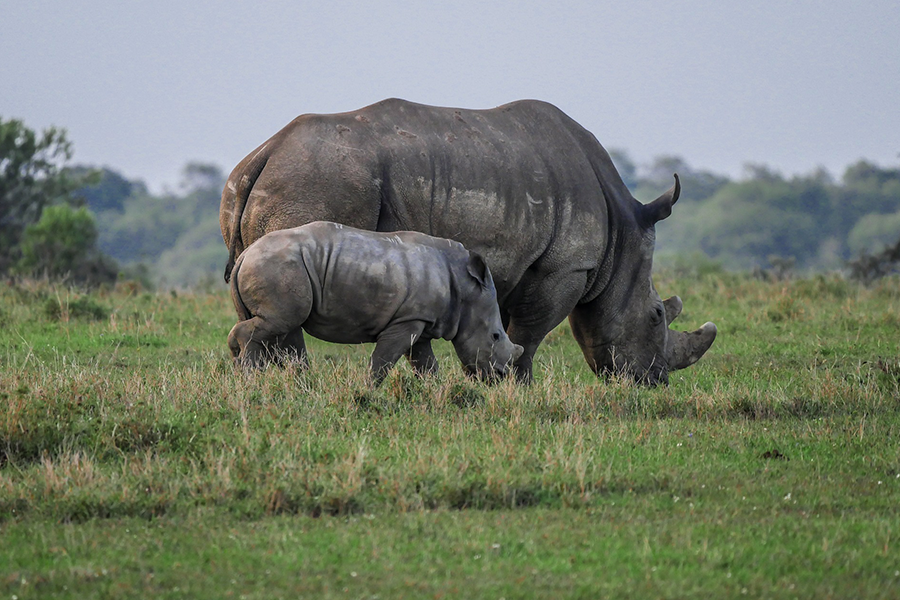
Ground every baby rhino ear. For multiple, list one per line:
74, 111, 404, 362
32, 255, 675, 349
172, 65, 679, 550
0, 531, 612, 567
466, 252, 489, 288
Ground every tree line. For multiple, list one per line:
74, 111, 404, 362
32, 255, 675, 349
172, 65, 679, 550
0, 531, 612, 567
2, 116, 899, 288
610, 151, 900, 273
1, 117, 226, 288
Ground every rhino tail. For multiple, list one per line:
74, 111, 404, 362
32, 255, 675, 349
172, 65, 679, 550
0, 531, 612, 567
224, 144, 270, 283
229, 254, 253, 322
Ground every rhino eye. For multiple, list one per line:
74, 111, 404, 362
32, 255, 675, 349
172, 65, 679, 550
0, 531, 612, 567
492, 332, 501, 342
652, 305, 664, 325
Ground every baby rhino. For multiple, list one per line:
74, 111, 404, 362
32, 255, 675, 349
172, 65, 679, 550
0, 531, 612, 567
227, 221, 524, 385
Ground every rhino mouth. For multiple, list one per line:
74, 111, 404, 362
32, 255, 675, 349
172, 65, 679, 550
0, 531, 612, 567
634, 363, 669, 387
598, 363, 669, 387
463, 363, 511, 383
589, 344, 670, 387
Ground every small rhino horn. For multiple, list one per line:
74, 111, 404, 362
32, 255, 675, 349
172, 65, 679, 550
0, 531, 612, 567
663, 295, 683, 325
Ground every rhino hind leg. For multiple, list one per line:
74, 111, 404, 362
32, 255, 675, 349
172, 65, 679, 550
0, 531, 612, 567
228, 318, 308, 371
371, 321, 427, 386
228, 317, 273, 370
271, 327, 310, 370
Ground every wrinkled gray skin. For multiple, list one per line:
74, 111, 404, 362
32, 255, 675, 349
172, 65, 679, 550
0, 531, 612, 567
221, 98, 716, 385
226, 221, 524, 386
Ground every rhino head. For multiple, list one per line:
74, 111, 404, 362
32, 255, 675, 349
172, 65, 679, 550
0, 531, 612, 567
452, 253, 525, 381
569, 175, 717, 386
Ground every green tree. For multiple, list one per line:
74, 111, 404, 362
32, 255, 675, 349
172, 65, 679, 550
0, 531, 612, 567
97, 191, 188, 263
94, 162, 228, 287
0, 117, 98, 273
71, 166, 146, 214
689, 173, 831, 270
835, 160, 900, 239
633, 155, 730, 204
179, 161, 225, 219
155, 213, 228, 289
15, 204, 118, 286
847, 210, 900, 255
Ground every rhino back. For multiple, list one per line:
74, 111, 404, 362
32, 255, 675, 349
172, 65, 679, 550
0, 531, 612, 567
246, 99, 635, 305
297, 223, 460, 344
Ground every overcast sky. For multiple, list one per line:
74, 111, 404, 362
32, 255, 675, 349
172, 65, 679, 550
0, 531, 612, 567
4, 0, 898, 192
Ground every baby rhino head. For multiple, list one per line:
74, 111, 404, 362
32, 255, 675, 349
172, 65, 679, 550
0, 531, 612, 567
452, 252, 524, 381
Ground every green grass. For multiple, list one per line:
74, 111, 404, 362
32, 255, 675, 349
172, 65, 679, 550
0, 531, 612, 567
1, 273, 899, 598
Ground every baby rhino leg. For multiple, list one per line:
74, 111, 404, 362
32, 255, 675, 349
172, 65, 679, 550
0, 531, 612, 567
406, 338, 438, 377
371, 321, 427, 386
228, 317, 291, 370
272, 327, 309, 369
229, 256, 314, 371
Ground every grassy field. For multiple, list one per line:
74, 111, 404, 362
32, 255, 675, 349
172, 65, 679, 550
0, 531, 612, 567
1, 271, 899, 598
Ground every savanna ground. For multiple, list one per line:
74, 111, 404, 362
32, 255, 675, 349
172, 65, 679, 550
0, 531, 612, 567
1, 271, 899, 599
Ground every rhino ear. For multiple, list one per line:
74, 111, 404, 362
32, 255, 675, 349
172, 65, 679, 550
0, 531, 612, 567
466, 252, 490, 289
663, 295, 683, 325
639, 173, 680, 227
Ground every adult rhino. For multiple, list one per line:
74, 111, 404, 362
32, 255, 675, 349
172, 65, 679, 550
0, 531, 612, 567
220, 98, 716, 385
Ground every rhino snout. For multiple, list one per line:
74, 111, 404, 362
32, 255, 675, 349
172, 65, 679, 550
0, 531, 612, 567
491, 342, 523, 378
461, 342, 522, 382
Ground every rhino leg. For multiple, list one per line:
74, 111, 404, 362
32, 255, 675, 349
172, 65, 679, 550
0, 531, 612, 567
228, 319, 309, 371
227, 323, 243, 361
506, 316, 565, 384
405, 338, 438, 377
507, 337, 541, 383
504, 272, 588, 383
228, 317, 275, 370
271, 327, 309, 370
371, 321, 427, 386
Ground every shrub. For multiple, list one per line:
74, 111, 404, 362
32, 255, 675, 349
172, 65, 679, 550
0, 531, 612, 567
15, 204, 118, 287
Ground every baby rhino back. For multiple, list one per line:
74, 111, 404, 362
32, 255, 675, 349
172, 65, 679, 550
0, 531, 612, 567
298, 222, 466, 343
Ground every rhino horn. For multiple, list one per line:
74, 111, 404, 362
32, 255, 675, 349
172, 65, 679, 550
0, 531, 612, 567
663, 295, 683, 324
639, 173, 681, 227
667, 321, 717, 371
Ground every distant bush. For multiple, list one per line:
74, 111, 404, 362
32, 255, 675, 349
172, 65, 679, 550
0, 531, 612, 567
15, 204, 118, 288
752, 255, 796, 281
42, 294, 110, 321
847, 237, 900, 284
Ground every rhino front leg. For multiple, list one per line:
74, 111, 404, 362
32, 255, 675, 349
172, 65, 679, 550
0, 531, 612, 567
504, 307, 559, 383
405, 338, 438, 377
371, 321, 427, 386
504, 273, 587, 383
505, 332, 543, 384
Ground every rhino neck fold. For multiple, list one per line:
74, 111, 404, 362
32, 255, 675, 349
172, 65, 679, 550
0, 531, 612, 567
578, 192, 641, 308
573, 135, 646, 308
428, 263, 462, 342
